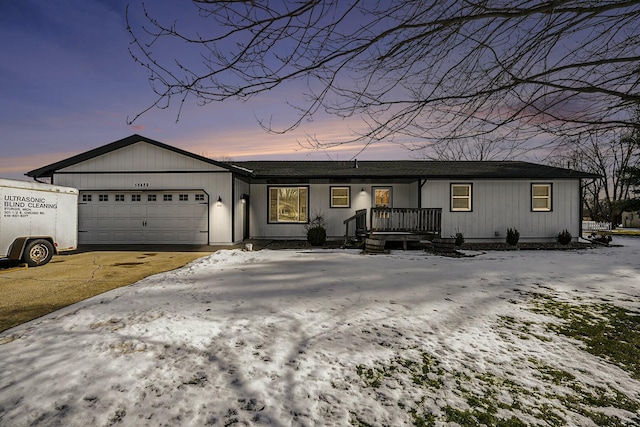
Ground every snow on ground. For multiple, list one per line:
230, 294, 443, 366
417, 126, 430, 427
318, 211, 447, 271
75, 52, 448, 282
1, 238, 639, 426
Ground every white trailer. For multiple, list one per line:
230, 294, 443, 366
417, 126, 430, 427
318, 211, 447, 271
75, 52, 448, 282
0, 178, 78, 266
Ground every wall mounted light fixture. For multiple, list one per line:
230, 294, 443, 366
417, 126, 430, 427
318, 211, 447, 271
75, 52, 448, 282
216, 196, 222, 206
240, 193, 247, 204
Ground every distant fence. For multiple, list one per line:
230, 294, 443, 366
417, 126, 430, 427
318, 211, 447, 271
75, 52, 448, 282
582, 221, 611, 234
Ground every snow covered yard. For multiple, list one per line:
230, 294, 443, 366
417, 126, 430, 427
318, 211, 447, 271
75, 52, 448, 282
1, 238, 639, 426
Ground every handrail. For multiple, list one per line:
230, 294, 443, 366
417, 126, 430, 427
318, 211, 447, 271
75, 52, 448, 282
344, 209, 367, 243
343, 208, 367, 224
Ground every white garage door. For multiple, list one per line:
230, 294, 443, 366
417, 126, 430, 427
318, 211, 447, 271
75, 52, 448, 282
78, 191, 209, 244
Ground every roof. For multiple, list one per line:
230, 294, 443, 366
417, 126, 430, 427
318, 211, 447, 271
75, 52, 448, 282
26, 134, 251, 178
25, 134, 599, 180
229, 160, 599, 180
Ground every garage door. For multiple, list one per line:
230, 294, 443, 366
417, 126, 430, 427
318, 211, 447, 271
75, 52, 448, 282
78, 191, 209, 244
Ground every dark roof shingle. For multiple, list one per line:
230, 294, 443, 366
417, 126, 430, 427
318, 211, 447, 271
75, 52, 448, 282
229, 160, 598, 179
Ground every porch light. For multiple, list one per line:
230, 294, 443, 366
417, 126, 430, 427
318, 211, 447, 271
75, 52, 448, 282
217, 196, 222, 206
240, 193, 246, 203
360, 187, 365, 194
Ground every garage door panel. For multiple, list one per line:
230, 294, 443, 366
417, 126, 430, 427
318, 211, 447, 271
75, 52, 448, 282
79, 191, 209, 244
97, 218, 113, 228
129, 206, 145, 216
112, 205, 132, 216
96, 206, 112, 216
96, 231, 112, 243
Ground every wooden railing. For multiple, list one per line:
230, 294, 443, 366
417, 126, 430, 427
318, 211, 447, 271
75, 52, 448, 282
370, 207, 442, 233
343, 209, 367, 243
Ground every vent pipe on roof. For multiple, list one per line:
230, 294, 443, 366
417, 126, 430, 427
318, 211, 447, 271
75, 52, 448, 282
354, 159, 358, 168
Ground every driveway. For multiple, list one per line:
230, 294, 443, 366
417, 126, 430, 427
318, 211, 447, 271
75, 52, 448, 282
0, 246, 228, 332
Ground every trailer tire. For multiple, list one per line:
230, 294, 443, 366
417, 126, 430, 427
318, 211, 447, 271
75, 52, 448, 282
23, 239, 54, 267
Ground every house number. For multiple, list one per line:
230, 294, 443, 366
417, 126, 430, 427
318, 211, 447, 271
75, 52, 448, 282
134, 183, 149, 188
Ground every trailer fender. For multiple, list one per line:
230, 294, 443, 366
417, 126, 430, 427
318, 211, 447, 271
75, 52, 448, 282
7, 237, 57, 264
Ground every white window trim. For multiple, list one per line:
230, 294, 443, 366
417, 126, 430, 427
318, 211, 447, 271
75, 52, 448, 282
451, 183, 472, 212
532, 183, 552, 211
330, 186, 350, 208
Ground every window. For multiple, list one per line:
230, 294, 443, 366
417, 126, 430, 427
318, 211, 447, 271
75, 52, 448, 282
82, 194, 92, 202
373, 187, 392, 208
532, 183, 552, 211
98, 194, 109, 202
163, 194, 173, 201
148, 195, 157, 202
268, 186, 308, 223
115, 194, 125, 202
131, 194, 141, 202
330, 187, 350, 208
451, 184, 472, 211
195, 194, 205, 201
179, 194, 188, 201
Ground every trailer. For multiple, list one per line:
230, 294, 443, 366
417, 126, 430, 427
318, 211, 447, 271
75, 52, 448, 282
1, 178, 78, 267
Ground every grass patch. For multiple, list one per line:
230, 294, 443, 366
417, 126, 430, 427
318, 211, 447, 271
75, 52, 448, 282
350, 292, 640, 426
529, 292, 640, 380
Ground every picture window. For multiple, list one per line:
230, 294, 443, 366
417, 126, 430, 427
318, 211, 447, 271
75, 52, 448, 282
268, 186, 308, 223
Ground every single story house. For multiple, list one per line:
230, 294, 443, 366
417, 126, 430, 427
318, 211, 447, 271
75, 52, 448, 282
27, 134, 598, 245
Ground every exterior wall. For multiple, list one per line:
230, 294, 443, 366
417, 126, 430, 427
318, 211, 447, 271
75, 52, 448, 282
59, 142, 229, 173
249, 181, 419, 239
422, 179, 582, 242
622, 211, 640, 228
54, 157, 236, 245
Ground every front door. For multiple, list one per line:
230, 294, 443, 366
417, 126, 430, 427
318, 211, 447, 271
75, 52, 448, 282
373, 187, 392, 208
372, 187, 392, 228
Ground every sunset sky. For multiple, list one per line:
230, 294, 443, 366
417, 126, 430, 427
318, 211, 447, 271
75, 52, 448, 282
0, 1, 416, 181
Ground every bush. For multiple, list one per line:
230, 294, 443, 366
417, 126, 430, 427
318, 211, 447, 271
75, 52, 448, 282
453, 231, 465, 247
506, 228, 520, 246
307, 226, 327, 246
305, 212, 327, 246
557, 229, 572, 245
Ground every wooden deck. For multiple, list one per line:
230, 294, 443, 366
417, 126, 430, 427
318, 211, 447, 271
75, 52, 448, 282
344, 207, 442, 248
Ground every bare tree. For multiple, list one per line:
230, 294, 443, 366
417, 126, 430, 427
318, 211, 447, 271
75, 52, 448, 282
551, 132, 640, 224
127, 0, 640, 150
418, 135, 533, 160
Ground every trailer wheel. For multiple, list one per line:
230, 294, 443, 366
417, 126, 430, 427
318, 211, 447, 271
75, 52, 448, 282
23, 239, 54, 267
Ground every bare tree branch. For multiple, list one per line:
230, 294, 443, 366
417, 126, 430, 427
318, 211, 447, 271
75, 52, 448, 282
127, 0, 640, 150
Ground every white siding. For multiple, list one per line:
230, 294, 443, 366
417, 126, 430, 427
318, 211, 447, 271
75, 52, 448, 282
249, 181, 419, 239
422, 179, 581, 242
59, 141, 228, 173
